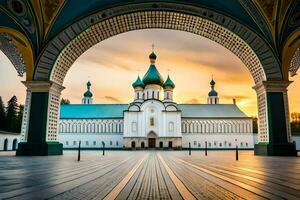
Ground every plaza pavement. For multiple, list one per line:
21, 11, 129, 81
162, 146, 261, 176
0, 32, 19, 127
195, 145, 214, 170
0, 150, 299, 200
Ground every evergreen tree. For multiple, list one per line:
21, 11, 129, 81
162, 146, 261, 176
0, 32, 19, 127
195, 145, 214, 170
6, 96, 18, 132
16, 104, 24, 132
61, 98, 70, 105
0, 96, 6, 130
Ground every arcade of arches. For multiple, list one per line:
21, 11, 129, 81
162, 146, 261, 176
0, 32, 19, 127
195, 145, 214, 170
0, 1, 299, 156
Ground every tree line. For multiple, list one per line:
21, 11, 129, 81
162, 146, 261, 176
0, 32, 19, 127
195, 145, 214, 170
0, 96, 23, 133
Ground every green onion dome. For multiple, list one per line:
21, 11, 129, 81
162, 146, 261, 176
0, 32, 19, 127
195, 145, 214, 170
208, 90, 218, 97
163, 75, 175, 89
132, 76, 145, 88
142, 64, 164, 86
84, 81, 93, 97
208, 79, 218, 96
149, 52, 157, 60
142, 52, 164, 86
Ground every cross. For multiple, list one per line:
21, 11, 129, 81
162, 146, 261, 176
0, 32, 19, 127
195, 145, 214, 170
152, 44, 155, 52
167, 68, 170, 75
137, 69, 141, 76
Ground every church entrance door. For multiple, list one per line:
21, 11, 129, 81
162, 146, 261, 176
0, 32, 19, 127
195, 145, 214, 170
148, 138, 156, 148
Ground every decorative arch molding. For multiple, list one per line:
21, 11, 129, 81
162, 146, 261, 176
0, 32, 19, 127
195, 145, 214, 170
33, 2, 283, 84
0, 32, 26, 77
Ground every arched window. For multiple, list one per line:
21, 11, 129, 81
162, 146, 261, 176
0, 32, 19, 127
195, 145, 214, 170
3, 139, 8, 151
150, 118, 154, 126
169, 122, 174, 132
137, 92, 139, 99
12, 139, 18, 150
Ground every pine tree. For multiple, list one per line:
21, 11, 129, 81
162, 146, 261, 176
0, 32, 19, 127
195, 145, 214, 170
0, 96, 6, 130
16, 104, 24, 132
61, 98, 70, 105
6, 96, 18, 132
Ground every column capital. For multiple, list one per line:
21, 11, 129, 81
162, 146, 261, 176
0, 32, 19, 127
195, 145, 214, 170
22, 81, 65, 93
253, 80, 293, 94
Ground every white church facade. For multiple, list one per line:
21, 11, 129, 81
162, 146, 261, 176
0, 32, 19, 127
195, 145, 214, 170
58, 52, 254, 149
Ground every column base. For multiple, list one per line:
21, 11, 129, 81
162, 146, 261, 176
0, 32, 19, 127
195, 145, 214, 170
16, 142, 63, 156
254, 143, 297, 156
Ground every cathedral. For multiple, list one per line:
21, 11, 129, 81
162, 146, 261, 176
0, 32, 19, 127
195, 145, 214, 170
58, 52, 254, 149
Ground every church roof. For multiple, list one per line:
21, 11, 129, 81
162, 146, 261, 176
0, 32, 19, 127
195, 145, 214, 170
60, 104, 128, 119
178, 104, 248, 118
60, 104, 248, 119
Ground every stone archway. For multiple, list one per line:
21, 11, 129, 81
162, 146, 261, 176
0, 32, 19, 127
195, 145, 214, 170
16, 2, 296, 156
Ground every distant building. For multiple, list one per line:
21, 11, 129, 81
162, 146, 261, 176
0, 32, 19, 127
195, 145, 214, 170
58, 52, 254, 149
0, 131, 19, 151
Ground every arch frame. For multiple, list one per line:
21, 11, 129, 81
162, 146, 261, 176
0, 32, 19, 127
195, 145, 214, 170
33, 2, 283, 84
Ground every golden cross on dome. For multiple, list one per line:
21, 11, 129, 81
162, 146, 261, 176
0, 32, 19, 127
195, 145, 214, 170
152, 44, 155, 52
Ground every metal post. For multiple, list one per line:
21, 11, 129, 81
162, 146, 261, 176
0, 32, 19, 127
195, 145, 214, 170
236, 145, 239, 161
102, 141, 105, 156
189, 142, 191, 155
205, 141, 207, 156
235, 138, 238, 161
77, 141, 81, 161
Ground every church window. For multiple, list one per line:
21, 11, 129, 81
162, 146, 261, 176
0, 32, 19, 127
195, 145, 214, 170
157, 92, 159, 99
194, 141, 197, 146
73, 141, 77, 146
208, 142, 211, 147
198, 143, 201, 147
152, 91, 155, 98
110, 141, 113, 146
137, 92, 139, 99
245, 142, 248, 147
167, 92, 169, 99
86, 141, 89, 146
214, 141, 217, 146
93, 141, 96, 146
66, 141, 69, 146
116, 141, 119, 146
240, 142, 243, 147
169, 122, 174, 132
150, 118, 154, 126
219, 143, 222, 147
229, 143, 231, 147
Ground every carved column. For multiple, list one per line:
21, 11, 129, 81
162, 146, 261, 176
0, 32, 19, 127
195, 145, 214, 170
253, 81, 296, 156
17, 81, 65, 156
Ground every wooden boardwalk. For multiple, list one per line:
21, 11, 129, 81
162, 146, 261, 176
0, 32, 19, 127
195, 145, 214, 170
0, 151, 299, 199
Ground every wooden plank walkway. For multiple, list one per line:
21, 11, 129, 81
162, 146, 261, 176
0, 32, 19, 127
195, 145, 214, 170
0, 150, 299, 199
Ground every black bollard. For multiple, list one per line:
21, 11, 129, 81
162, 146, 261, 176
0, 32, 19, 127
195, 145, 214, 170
205, 141, 207, 156
236, 145, 239, 161
189, 142, 191, 155
77, 141, 81, 161
102, 141, 105, 156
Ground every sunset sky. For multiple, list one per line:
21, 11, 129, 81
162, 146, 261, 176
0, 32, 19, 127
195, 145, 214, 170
0, 29, 299, 116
